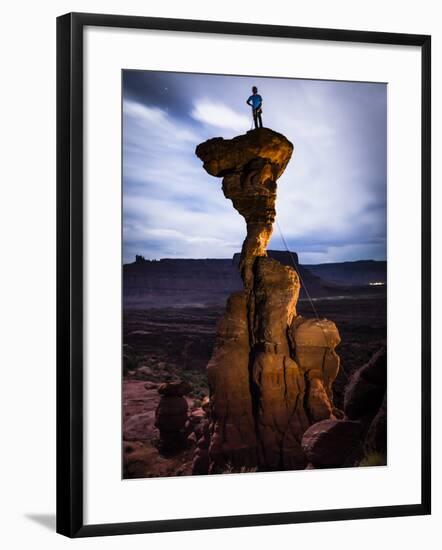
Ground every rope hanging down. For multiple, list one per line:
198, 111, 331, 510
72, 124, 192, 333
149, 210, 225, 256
275, 218, 332, 350
275, 218, 322, 322
275, 218, 350, 381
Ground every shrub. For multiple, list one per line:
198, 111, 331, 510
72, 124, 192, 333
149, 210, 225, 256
359, 451, 386, 467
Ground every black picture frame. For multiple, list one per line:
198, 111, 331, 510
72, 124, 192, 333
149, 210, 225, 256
56, 12, 431, 538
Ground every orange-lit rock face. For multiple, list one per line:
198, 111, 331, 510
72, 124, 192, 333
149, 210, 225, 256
250, 257, 308, 468
253, 257, 300, 349
196, 128, 341, 473
196, 128, 293, 288
206, 291, 257, 471
290, 317, 341, 423
195, 128, 293, 180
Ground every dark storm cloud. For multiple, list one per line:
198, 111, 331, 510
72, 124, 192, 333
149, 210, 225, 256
122, 70, 387, 264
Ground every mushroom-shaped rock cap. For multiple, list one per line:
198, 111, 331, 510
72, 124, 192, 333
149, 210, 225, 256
195, 128, 294, 179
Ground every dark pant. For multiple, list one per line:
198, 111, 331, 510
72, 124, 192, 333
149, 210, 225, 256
253, 108, 263, 129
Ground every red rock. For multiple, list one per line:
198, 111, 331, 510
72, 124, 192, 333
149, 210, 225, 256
207, 292, 258, 468
192, 420, 211, 475
158, 380, 191, 397
144, 381, 158, 390
135, 365, 153, 379
344, 346, 386, 421
192, 449, 210, 476
301, 419, 363, 468
155, 393, 189, 454
189, 408, 205, 423
124, 412, 157, 441
187, 432, 197, 445
290, 317, 341, 423
201, 396, 210, 413
364, 394, 387, 456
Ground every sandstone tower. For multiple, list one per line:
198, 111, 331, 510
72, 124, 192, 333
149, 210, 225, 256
196, 128, 341, 472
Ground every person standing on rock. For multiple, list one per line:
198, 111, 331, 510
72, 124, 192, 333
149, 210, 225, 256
247, 86, 263, 129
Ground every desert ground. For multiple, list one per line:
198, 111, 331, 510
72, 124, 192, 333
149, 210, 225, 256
123, 293, 386, 478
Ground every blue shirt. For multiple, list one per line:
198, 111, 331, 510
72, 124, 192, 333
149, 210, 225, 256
247, 94, 262, 109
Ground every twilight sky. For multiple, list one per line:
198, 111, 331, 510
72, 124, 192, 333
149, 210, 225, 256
123, 70, 386, 265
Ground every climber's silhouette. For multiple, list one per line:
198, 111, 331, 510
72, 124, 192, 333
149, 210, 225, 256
247, 86, 263, 129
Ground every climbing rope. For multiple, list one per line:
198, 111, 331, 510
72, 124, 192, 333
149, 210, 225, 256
275, 218, 350, 381
275, 218, 331, 348
275, 218, 321, 320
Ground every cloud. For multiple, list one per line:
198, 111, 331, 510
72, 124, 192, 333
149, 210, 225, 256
122, 98, 246, 262
123, 99, 199, 145
122, 72, 386, 264
191, 99, 250, 133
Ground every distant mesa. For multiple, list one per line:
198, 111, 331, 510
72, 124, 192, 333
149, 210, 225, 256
304, 259, 387, 287
124, 251, 386, 308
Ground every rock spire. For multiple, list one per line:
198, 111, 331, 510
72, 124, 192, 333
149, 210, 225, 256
196, 128, 341, 472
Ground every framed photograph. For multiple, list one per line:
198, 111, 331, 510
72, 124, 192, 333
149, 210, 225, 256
56, 12, 431, 537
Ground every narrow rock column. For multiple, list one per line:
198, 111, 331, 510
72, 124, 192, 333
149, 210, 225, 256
252, 256, 309, 469
196, 129, 293, 289
206, 292, 258, 470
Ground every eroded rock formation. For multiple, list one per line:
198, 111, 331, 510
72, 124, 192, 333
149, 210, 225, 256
206, 291, 258, 470
301, 418, 363, 468
196, 128, 341, 472
301, 346, 387, 468
196, 129, 293, 289
155, 381, 191, 454
290, 317, 341, 423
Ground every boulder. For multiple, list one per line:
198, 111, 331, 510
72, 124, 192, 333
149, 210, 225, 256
132, 365, 154, 380
364, 394, 387, 456
344, 347, 386, 420
301, 419, 363, 468
155, 382, 190, 454
201, 396, 210, 414
123, 412, 157, 441
290, 317, 341, 423
158, 380, 191, 397
144, 381, 158, 390
302, 346, 387, 470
